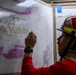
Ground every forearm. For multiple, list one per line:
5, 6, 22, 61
21, 32, 37, 75
21, 54, 34, 75
24, 53, 33, 57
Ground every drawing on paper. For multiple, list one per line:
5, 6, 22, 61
0, 15, 28, 35
1, 45, 25, 59
2, 45, 25, 59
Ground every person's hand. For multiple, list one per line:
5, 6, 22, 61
25, 32, 37, 48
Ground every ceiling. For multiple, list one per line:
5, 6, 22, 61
41, 0, 76, 3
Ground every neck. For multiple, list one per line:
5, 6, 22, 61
64, 53, 76, 62
64, 57, 76, 62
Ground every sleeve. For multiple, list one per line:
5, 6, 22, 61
21, 57, 65, 75
49, 61, 66, 75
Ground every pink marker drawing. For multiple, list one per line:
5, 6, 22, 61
13, 0, 20, 3
13, 0, 25, 3
2, 45, 25, 59
15, 45, 25, 48
0, 6, 31, 15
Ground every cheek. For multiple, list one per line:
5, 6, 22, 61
57, 36, 64, 44
58, 37, 64, 54
57, 35, 63, 44
57, 37, 64, 54
59, 37, 65, 44
58, 36, 71, 54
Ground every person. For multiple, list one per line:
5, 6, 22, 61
21, 16, 76, 75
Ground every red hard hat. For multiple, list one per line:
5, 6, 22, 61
61, 16, 76, 30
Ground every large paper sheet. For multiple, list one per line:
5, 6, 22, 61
0, 0, 53, 74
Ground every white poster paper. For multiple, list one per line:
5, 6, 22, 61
0, 0, 53, 74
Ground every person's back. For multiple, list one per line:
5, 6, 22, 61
63, 59, 76, 75
21, 56, 76, 75
50, 59, 76, 75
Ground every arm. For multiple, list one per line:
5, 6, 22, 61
21, 55, 65, 75
24, 31, 36, 57
21, 55, 51, 75
21, 32, 65, 75
21, 32, 51, 75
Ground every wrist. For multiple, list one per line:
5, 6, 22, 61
24, 53, 32, 57
24, 46, 33, 53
